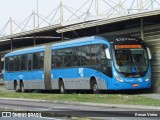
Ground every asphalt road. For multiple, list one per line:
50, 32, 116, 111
0, 98, 159, 120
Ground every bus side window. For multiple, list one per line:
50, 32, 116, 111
5, 58, 9, 71
9, 57, 15, 71
73, 47, 81, 66
91, 45, 100, 67
20, 54, 28, 71
28, 54, 33, 70
56, 50, 64, 68
15, 56, 20, 71
52, 51, 59, 68
81, 46, 90, 66
64, 48, 72, 67
72, 48, 76, 66
33, 53, 39, 69
77, 47, 82, 66
38, 52, 44, 69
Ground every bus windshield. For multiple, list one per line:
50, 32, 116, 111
114, 45, 149, 77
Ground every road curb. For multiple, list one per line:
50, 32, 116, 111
0, 98, 160, 110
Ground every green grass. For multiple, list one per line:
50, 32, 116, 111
0, 91, 160, 106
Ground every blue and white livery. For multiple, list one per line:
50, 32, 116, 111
4, 35, 151, 93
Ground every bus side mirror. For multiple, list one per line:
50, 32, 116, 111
105, 48, 111, 59
147, 47, 152, 59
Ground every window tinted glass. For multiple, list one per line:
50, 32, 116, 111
33, 53, 39, 69
15, 56, 20, 71
73, 47, 81, 66
9, 57, 15, 71
52, 51, 57, 68
20, 54, 28, 70
64, 48, 72, 67
55, 50, 64, 68
38, 52, 44, 69
81, 46, 90, 66
91, 45, 100, 65
51, 44, 105, 69
5, 58, 9, 71
28, 54, 33, 70
5, 52, 44, 71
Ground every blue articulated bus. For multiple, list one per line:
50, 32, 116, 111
4, 35, 152, 93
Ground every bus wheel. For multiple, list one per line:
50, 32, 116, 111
91, 81, 99, 94
59, 81, 66, 94
14, 81, 19, 92
20, 82, 25, 92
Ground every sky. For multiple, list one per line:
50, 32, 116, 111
0, 0, 160, 35
0, 0, 89, 34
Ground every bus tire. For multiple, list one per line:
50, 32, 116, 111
91, 79, 99, 94
20, 81, 25, 92
14, 81, 19, 92
59, 80, 66, 94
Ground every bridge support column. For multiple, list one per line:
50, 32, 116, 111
33, 35, 36, 46
61, 33, 64, 42
11, 38, 13, 51
140, 18, 144, 40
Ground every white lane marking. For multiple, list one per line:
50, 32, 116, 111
40, 117, 62, 120
36, 107, 68, 111
49, 107, 68, 109
35, 108, 49, 111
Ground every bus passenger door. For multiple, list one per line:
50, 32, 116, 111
101, 45, 112, 78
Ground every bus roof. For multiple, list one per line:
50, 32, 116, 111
4, 35, 144, 57
4, 36, 112, 57
5, 46, 45, 57
5, 36, 107, 57
52, 36, 108, 49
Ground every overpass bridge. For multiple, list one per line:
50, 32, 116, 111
1, 0, 160, 92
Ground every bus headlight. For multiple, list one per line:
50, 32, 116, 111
145, 73, 151, 82
114, 73, 124, 82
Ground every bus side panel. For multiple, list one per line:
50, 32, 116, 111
51, 68, 85, 90
5, 71, 29, 90
25, 70, 45, 90
6, 79, 15, 90
5, 70, 45, 90
51, 68, 108, 90
51, 68, 90, 90
4, 72, 14, 90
